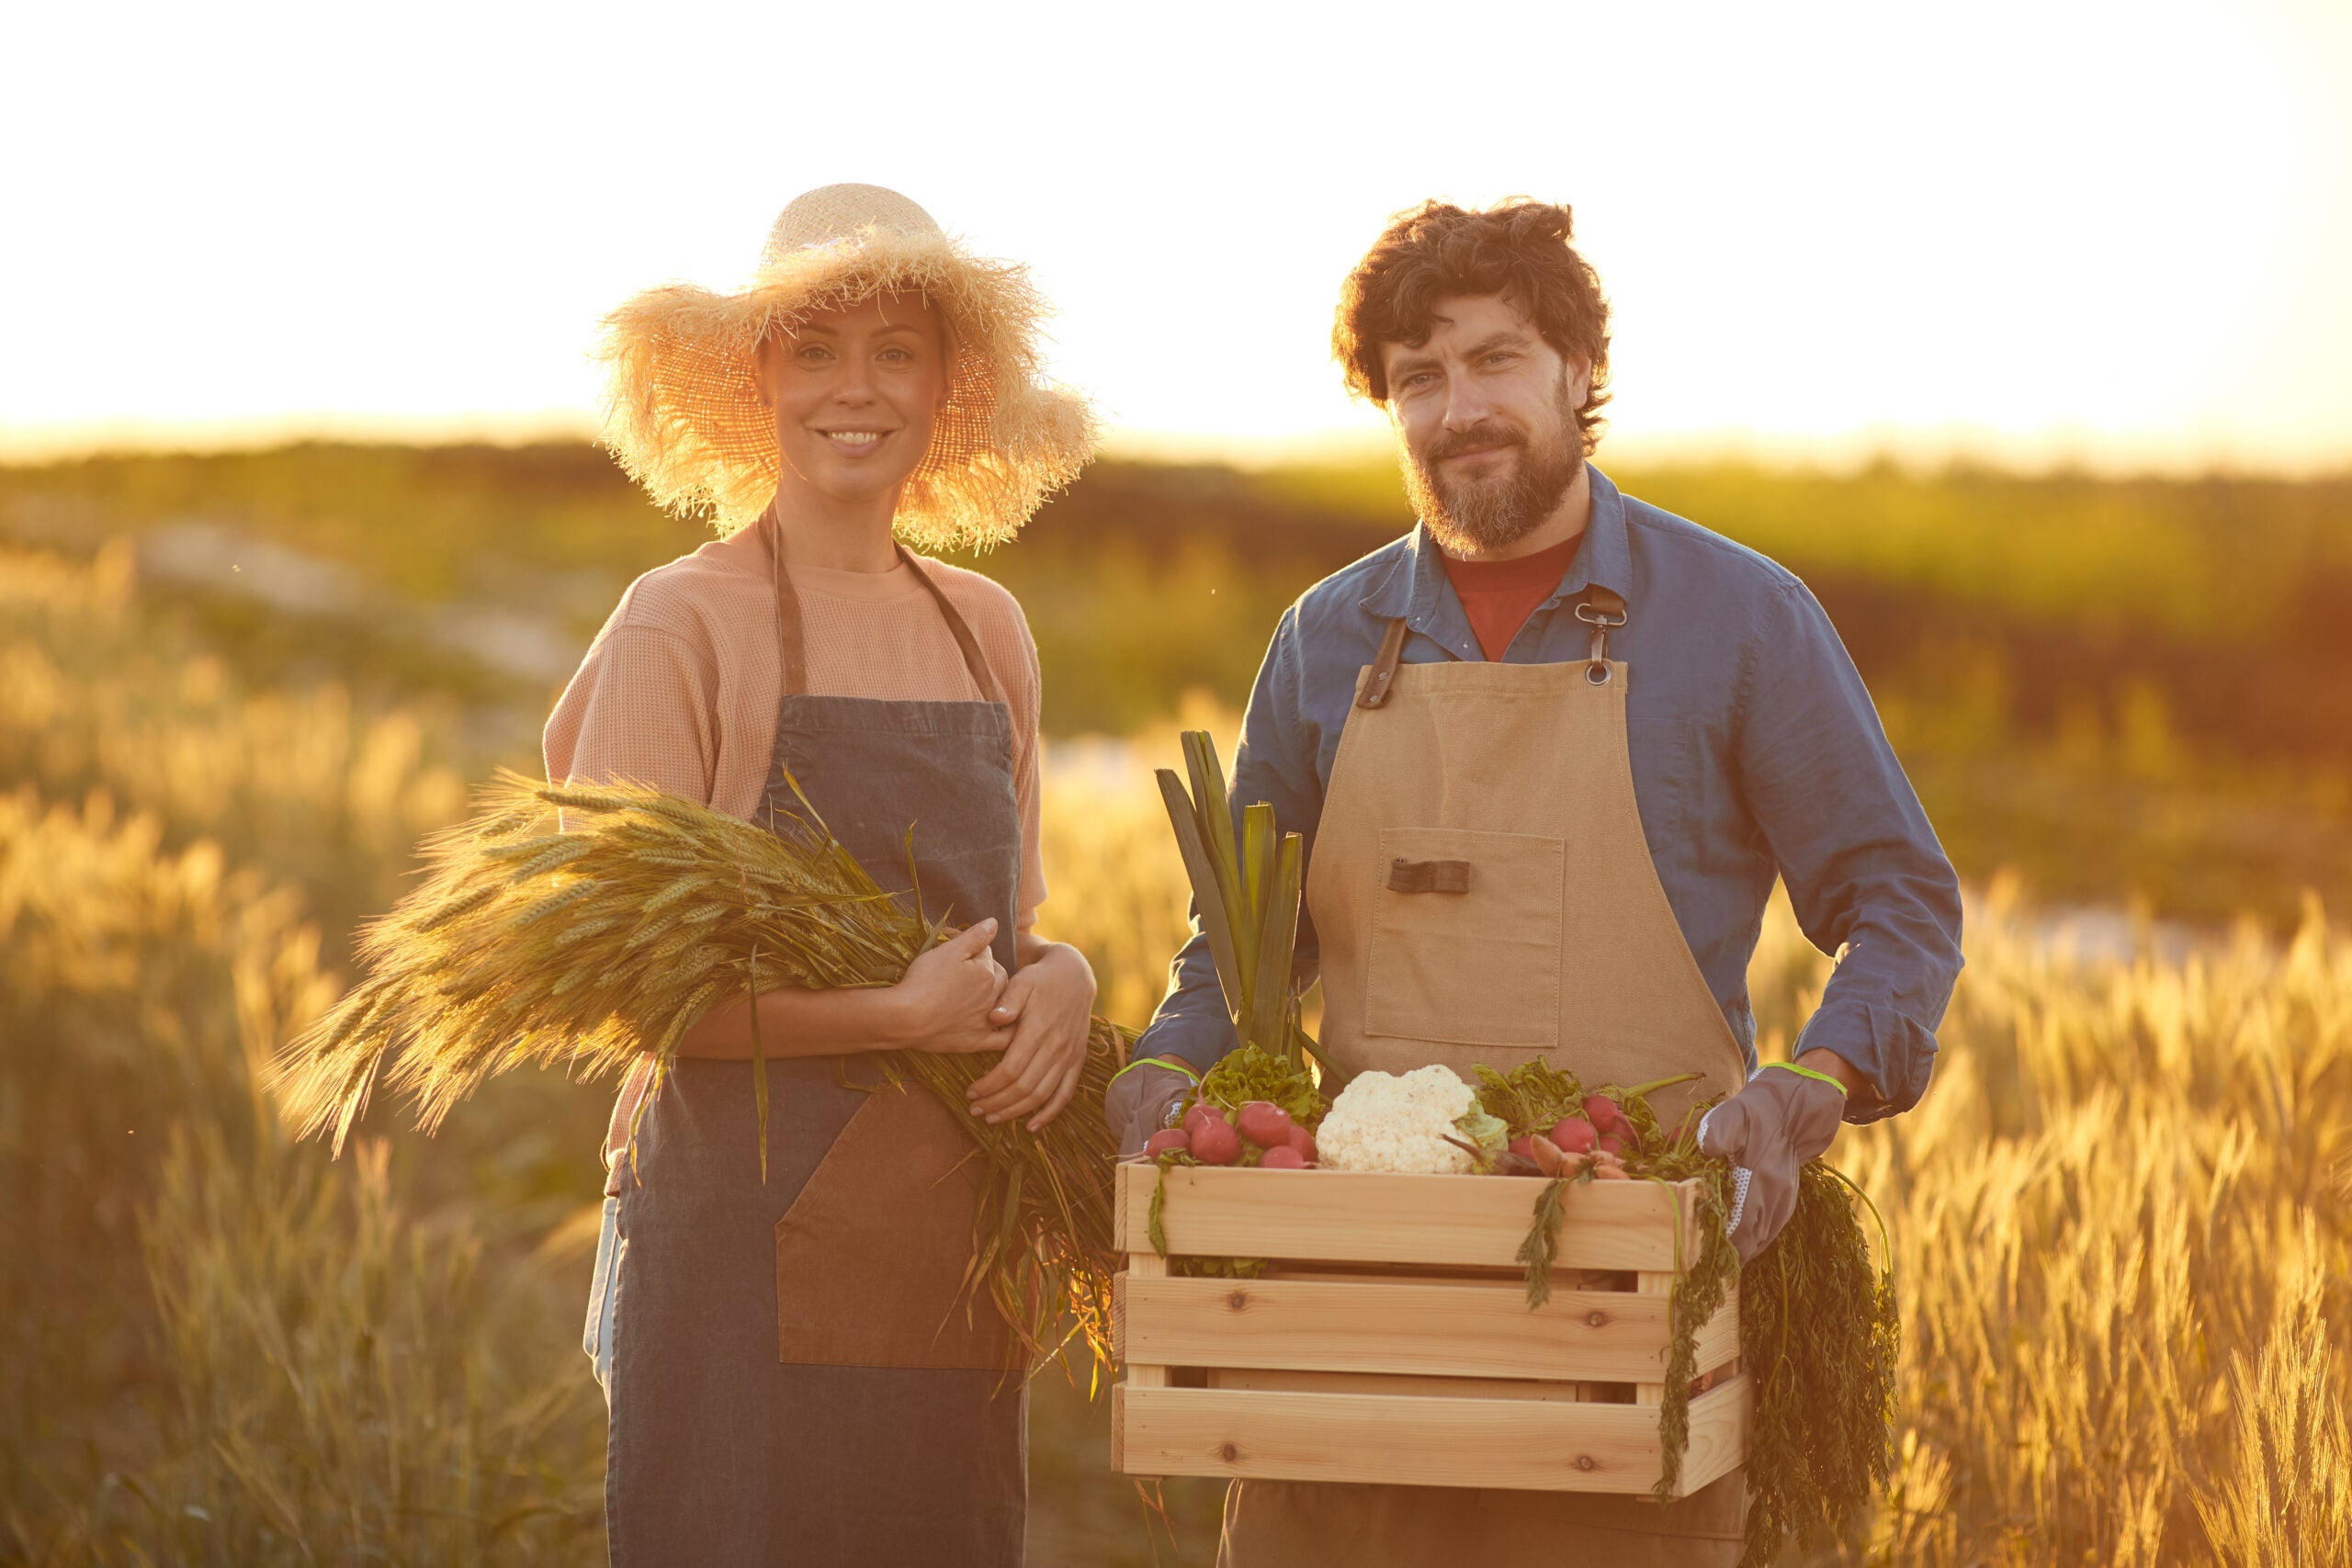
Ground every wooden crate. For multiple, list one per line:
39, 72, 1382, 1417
1112, 1163, 1749, 1495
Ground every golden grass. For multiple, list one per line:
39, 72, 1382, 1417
1767, 880, 2352, 1563
0, 791, 601, 1562
271, 770, 1134, 1377
4, 540, 2348, 1561
0, 541, 469, 920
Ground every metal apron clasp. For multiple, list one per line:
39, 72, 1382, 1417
1574, 599, 1627, 684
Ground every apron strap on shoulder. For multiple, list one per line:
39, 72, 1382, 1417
897, 546, 1010, 708
1357, 616, 1411, 709
763, 512, 1008, 710
766, 508, 809, 696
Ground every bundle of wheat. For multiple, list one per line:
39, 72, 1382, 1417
271, 769, 1132, 1374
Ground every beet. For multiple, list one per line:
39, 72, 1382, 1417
1142, 1128, 1190, 1159
1548, 1117, 1598, 1155
1236, 1100, 1295, 1149
1583, 1095, 1631, 1140
1259, 1145, 1307, 1169
1190, 1116, 1242, 1166
1284, 1125, 1317, 1163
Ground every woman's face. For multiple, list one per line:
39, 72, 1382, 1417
755, 290, 949, 509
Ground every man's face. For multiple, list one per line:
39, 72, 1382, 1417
1379, 293, 1592, 556
753, 290, 950, 506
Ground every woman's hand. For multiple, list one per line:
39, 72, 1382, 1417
965, 942, 1096, 1131
889, 919, 1014, 1056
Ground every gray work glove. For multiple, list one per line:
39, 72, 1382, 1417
1697, 1061, 1849, 1264
1106, 1057, 1196, 1157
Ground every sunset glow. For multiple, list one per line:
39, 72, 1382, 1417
5, 0, 2347, 471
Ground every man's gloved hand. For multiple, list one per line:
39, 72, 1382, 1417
1106, 1056, 1197, 1157
1697, 1059, 1850, 1264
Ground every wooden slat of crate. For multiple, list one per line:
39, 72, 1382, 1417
1209, 1363, 1746, 1403
1113, 1374, 1753, 1496
1114, 1165, 1701, 1272
1115, 1273, 1738, 1383
1206, 1368, 1593, 1401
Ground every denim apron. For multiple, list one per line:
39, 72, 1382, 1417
599, 520, 1027, 1567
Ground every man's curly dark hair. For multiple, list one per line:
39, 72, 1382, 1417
1334, 198, 1614, 454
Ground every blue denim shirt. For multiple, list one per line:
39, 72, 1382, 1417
1134, 467, 1962, 1122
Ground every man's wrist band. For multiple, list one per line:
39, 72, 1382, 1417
1109, 1055, 1200, 1089
1764, 1060, 1849, 1096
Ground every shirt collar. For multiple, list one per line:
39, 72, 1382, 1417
1361, 463, 1633, 625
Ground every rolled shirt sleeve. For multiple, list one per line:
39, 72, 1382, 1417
1739, 577, 1963, 1120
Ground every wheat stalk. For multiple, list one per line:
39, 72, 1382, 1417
271, 767, 1131, 1375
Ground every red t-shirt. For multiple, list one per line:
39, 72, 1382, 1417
1439, 533, 1586, 660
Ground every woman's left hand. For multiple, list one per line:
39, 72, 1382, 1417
965, 942, 1097, 1130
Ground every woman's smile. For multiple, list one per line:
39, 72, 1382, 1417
813, 425, 894, 456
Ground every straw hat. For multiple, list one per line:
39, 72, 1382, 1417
595, 184, 1099, 549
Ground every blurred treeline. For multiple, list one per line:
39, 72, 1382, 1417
6, 442, 2349, 924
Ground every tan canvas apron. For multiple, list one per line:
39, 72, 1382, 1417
1219, 592, 1750, 1566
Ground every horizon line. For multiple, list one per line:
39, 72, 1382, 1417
3, 412, 2347, 484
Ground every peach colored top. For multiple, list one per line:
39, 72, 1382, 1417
544, 539, 1048, 1170
544, 538, 1046, 927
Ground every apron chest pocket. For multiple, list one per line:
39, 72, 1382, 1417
1364, 827, 1564, 1048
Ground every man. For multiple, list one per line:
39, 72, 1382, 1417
1109, 198, 1963, 1564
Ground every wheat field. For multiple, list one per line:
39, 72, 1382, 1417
5, 538, 2348, 1563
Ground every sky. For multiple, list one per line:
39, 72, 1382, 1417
5, 0, 2349, 473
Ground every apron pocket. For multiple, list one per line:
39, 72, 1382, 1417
1364, 827, 1564, 1048
773, 1089, 1017, 1371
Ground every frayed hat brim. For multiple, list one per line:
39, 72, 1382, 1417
595, 229, 1097, 550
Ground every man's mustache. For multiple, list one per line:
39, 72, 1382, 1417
1420, 422, 1527, 465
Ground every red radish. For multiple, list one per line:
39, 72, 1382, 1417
1259, 1145, 1307, 1169
1190, 1117, 1242, 1166
1284, 1126, 1317, 1162
1509, 1135, 1539, 1164
1548, 1117, 1598, 1155
1142, 1129, 1190, 1159
1583, 1095, 1631, 1140
1598, 1134, 1631, 1159
1182, 1101, 1221, 1141
1237, 1100, 1295, 1149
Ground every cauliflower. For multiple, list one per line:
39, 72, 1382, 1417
1316, 1065, 1498, 1175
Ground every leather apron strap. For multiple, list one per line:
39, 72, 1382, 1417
1356, 615, 1411, 709
766, 510, 1008, 708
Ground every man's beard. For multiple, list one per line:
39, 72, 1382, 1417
1399, 377, 1585, 555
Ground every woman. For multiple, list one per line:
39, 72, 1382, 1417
551, 185, 1101, 1566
